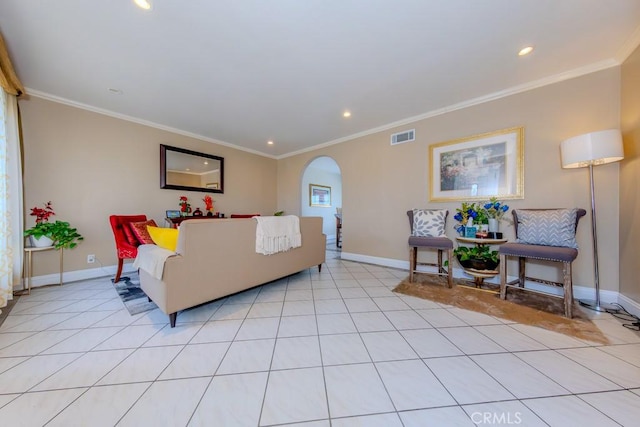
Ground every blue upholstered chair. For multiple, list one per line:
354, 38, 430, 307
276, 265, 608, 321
407, 210, 454, 287
499, 208, 586, 318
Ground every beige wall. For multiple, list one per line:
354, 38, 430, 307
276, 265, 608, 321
20, 67, 625, 293
278, 69, 622, 291
620, 45, 640, 302
20, 97, 277, 276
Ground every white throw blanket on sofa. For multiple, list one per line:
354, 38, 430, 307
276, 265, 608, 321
254, 215, 302, 255
133, 244, 176, 280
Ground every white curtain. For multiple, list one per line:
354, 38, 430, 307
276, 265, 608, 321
0, 88, 23, 310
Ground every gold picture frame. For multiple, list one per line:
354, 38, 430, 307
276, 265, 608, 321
429, 126, 524, 202
309, 184, 331, 207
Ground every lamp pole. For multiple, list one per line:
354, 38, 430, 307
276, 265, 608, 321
579, 163, 616, 312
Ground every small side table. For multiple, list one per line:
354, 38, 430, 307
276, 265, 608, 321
21, 246, 63, 295
455, 237, 507, 290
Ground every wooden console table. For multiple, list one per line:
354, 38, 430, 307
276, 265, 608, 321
165, 215, 221, 228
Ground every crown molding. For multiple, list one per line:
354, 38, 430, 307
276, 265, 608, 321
24, 89, 278, 159
278, 59, 619, 159
24, 57, 620, 162
615, 24, 640, 63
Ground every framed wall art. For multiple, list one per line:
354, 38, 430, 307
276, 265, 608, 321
429, 126, 524, 202
309, 184, 332, 207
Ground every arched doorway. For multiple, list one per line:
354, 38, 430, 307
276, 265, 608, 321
301, 157, 342, 249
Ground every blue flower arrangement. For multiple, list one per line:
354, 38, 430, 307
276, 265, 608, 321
453, 202, 481, 234
482, 197, 509, 220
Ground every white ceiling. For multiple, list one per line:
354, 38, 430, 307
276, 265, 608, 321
1, 0, 639, 158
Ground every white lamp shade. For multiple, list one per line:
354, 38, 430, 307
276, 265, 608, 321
560, 129, 624, 168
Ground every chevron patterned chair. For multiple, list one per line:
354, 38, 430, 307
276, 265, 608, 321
499, 208, 586, 318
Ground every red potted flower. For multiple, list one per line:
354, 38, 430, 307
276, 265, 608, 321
178, 196, 191, 217
23, 202, 84, 249
203, 195, 214, 216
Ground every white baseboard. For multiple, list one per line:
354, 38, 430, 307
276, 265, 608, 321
25, 262, 136, 289
617, 293, 640, 317
26, 252, 636, 313
340, 251, 620, 304
340, 252, 408, 270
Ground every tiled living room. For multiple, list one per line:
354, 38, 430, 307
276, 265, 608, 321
1, 250, 640, 426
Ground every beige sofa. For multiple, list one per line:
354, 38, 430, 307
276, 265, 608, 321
138, 217, 326, 327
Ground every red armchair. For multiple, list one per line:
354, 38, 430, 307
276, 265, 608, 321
109, 215, 146, 283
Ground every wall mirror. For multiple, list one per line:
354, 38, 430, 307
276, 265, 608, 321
160, 144, 224, 193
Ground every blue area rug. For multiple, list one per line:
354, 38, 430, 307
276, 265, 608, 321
112, 273, 158, 315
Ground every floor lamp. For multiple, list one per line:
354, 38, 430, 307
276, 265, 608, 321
560, 129, 624, 312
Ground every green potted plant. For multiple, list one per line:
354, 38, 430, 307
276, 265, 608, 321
24, 202, 84, 249
475, 208, 488, 229
453, 245, 499, 271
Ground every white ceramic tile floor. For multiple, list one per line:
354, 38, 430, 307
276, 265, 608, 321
1, 252, 640, 426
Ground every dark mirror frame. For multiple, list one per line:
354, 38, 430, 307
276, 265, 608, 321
160, 144, 224, 194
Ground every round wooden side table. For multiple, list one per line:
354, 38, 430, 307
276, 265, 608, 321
455, 237, 507, 290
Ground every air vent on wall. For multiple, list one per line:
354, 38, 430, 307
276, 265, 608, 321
390, 129, 415, 145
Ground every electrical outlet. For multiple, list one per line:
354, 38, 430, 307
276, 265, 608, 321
87, 254, 96, 264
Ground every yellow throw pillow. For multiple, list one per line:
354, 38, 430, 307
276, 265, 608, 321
147, 226, 179, 252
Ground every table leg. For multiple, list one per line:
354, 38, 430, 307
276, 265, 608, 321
474, 276, 484, 288
27, 250, 33, 295
59, 248, 64, 286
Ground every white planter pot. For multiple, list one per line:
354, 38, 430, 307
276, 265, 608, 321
31, 235, 54, 248
488, 218, 499, 233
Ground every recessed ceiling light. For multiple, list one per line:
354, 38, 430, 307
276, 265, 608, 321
518, 46, 534, 56
267, 140, 274, 145
343, 111, 351, 118
204, 161, 209, 165
134, 0, 152, 10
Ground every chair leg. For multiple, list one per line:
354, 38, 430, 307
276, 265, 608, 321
409, 247, 417, 282
518, 257, 526, 287
437, 249, 443, 274
499, 253, 507, 300
563, 262, 574, 318
114, 258, 124, 283
446, 248, 453, 288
